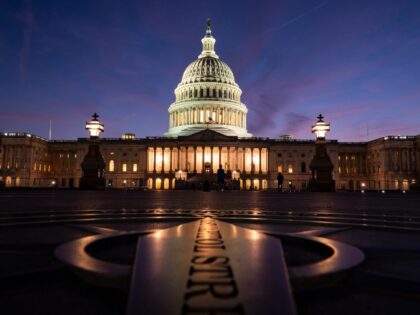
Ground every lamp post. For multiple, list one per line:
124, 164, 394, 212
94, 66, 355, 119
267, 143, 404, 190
79, 113, 106, 190
308, 114, 335, 192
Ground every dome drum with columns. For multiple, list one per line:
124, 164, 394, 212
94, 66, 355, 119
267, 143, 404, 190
164, 19, 252, 138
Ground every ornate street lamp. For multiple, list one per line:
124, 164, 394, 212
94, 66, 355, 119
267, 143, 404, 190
79, 113, 106, 189
308, 114, 335, 192
85, 113, 104, 138
311, 114, 330, 141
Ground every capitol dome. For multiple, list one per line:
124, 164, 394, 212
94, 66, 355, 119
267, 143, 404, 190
180, 57, 237, 86
164, 20, 252, 138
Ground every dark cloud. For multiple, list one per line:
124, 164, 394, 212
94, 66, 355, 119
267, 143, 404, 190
280, 113, 312, 137
247, 93, 289, 134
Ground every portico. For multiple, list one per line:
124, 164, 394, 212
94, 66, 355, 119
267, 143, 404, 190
145, 130, 269, 190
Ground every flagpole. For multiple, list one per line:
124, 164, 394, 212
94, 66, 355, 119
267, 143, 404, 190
49, 120, 52, 140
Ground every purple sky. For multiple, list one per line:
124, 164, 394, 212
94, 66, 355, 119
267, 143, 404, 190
0, 0, 419, 141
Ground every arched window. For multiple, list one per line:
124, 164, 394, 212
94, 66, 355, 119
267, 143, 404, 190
200, 88, 203, 97
213, 88, 216, 97
206, 88, 209, 97
224, 90, 227, 98
189, 90, 192, 98
5, 176, 12, 187
164, 178, 170, 190
109, 160, 115, 172
147, 178, 153, 189
155, 178, 162, 190
194, 89, 198, 98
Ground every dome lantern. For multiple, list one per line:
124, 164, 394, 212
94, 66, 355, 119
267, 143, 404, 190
198, 18, 219, 59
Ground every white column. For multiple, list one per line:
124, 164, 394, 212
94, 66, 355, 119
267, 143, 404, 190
170, 147, 173, 172
227, 147, 230, 170
177, 146, 180, 170
194, 146, 197, 173
153, 147, 156, 173
211, 147, 214, 173
259, 148, 262, 174
184, 147, 188, 173
161, 147, 164, 173
242, 148, 245, 172
266, 148, 269, 174
201, 146, 204, 173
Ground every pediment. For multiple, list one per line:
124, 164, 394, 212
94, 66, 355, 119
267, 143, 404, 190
179, 129, 238, 141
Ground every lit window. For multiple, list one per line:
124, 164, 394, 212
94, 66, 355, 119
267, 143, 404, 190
133, 163, 138, 172
338, 167, 342, 174
288, 164, 293, 173
48, 165, 51, 172
109, 160, 115, 172
122, 163, 127, 172
33, 163, 37, 171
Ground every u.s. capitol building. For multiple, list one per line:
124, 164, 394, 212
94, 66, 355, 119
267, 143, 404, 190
1, 22, 419, 191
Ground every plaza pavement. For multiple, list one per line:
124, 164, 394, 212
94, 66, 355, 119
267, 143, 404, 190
0, 190, 419, 314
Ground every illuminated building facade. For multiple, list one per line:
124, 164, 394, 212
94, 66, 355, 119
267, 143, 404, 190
0, 22, 419, 191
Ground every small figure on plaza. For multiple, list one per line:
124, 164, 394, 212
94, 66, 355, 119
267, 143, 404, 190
217, 165, 225, 190
277, 172, 284, 192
